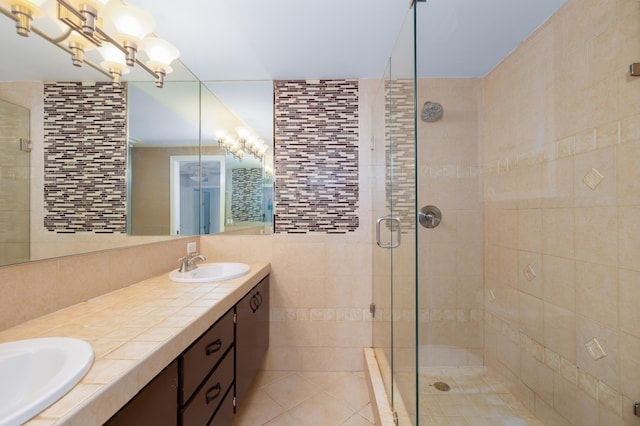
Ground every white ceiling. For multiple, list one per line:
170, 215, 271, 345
131, 0, 567, 80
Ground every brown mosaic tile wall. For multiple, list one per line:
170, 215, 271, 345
385, 79, 416, 233
273, 79, 359, 234
231, 168, 263, 222
43, 82, 127, 233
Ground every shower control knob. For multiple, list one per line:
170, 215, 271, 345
419, 205, 442, 229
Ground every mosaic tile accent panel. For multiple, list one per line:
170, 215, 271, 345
385, 79, 416, 233
231, 168, 263, 222
43, 82, 127, 233
273, 79, 359, 234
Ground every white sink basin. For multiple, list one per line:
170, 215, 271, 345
0, 337, 93, 426
169, 262, 250, 283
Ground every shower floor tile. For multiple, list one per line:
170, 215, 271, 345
419, 366, 543, 425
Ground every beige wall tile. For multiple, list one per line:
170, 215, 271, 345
575, 206, 618, 266
619, 269, 640, 339
544, 302, 576, 363
519, 292, 544, 343
618, 206, 640, 271
619, 332, 640, 401
518, 209, 542, 252
576, 316, 619, 389
575, 261, 618, 330
542, 208, 575, 258
617, 142, 640, 205
574, 147, 617, 207
542, 255, 575, 312
518, 251, 543, 299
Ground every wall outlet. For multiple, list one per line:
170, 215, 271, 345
187, 242, 197, 254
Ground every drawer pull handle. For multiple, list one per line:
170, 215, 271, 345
250, 295, 258, 313
255, 291, 263, 308
205, 383, 222, 404
205, 339, 223, 355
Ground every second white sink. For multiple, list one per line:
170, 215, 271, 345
169, 262, 250, 283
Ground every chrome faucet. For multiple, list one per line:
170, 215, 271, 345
178, 253, 207, 272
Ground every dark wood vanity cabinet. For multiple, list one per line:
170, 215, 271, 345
236, 276, 270, 407
105, 361, 178, 426
104, 275, 269, 426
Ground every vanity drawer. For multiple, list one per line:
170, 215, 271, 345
180, 307, 234, 404
180, 350, 234, 426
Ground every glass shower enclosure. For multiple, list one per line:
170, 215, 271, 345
371, 5, 418, 424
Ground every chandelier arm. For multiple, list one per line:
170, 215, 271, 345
49, 27, 73, 44
0, 5, 16, 22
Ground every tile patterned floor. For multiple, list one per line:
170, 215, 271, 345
232, 371, 376, 426
419, 366, 543, 425
233, 366, 541, 426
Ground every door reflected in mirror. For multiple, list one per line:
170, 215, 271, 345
128, 79, 274, 237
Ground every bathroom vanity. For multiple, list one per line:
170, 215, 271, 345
0, 262, 271, 425
106, 276, 269, 425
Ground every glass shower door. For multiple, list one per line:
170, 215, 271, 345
371, 5, 418, 424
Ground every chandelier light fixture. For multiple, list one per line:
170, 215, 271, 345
0, 0, 180, 88
215, 127, 269, 161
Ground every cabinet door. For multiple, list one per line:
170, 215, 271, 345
235, 276, 270, 406
105, 360, 178, 426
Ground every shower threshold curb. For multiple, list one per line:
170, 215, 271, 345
364, 347, 396, 426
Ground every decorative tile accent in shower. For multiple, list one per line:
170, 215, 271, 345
43, 82, 127, 233
231, 168, 263, 222
273, 79, 359, 234
385, 79, 416, 233
485, 310, 626, 423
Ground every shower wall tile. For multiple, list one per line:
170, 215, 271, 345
541, 208, 575, 258
517, 209, 542, 253
618, 269, 640, 339
543, 302, 576, 362
617, 142, 640, 205
416, 78, 483, 367
482, 0, 639, 423
575, 261, 618, 330
542, 255, 575, 312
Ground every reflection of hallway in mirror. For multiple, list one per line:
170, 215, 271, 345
172, 156, 225, 236
192, 188, 220, 235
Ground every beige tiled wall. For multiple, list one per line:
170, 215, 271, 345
0, 237, 198, 331
416, 78, 484, 367
198, 80, 377, 372
482, 0, 640, 424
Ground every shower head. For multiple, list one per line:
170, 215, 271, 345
421, 101, 443, 122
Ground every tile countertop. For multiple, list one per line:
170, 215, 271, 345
0, 262, 271, 426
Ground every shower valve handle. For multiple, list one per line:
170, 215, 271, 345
419, 205, 442, 229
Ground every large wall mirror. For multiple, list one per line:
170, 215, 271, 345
128, 80, 274, 238
0, 7, 273, 268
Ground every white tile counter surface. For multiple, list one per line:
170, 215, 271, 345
0, 262, 270, 426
